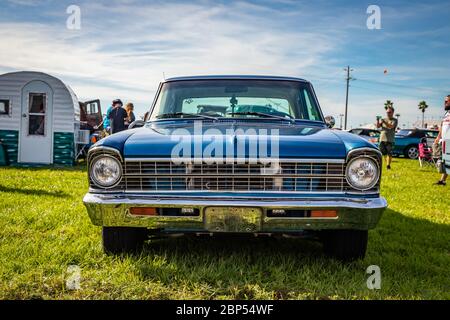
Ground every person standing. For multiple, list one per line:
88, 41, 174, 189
109, 99, 128, 134
124, 102, 136, 127
376, 107, 398, 170
103, 105, 113, 134
95, 104, 113, 135
434, 95, 450, 186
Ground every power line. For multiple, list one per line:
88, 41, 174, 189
306, 73, 445, 96
350, 84, 442, 101
356, 77, 440, 91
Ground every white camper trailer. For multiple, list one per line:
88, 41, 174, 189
0, 71, 102, 166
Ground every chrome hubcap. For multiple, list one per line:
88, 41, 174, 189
408, 147, 418, 159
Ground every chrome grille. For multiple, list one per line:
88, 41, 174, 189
123, 160, 346, 192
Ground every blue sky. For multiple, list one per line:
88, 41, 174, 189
0, 0, 449, 128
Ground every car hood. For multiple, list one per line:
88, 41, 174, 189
95, 121, 375, 159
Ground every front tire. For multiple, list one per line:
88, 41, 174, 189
322, 230, 368, 261
102, 227, 149, 254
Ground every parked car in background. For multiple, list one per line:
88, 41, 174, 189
443, 129, 450, 174
348, 128, 380, 145
83, 75, 387, 261
393, 128, 439, 159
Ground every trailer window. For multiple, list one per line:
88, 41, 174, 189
0, 99, 10, 116
28, 93, 46, 136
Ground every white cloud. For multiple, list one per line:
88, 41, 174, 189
6, 0, 44, 6
0, 1, 342, 116
0, 0, 447, 128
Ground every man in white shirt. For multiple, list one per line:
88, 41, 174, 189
434, 95, 450, 186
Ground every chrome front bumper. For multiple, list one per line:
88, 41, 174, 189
83, 193, 387, 232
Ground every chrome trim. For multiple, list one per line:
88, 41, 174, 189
89, 188, 380, 196
121, 190, 348, 195
121, 160, 347, 192
345, 156, 380, 191
83, 192, 387, 230
344, 147, 382, 193
163, 75, 310, 83
124, 158, 345, 164
145, 81, 163, 122
84, 193, 386, 207
87, 146, 125, 190
89, 154, 123, 189
87, 146, 124, 163
347, 147, 382, 159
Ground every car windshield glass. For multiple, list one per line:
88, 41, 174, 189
397, 129, 413, 136
425, 131, 438, 138
350, 129, 363, 135
150, 79, 323, 121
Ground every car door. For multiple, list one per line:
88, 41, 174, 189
80, 99, 102, 130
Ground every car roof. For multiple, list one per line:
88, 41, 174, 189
351, 128, 379, 131
163, 75, 310, 83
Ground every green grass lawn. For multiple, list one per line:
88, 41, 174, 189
0, 158, 449, 300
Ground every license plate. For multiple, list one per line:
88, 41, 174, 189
204, 207, 262, 232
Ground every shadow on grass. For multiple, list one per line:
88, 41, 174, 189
120, 208, 449, 298
142, 235, 323, 264
0, 185, 70, 198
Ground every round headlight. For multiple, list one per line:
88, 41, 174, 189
90, 156, 122, 188
346, 157, 379, 190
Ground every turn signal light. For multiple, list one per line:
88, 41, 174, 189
310, 210, 337, 218
129, 207, 158, 216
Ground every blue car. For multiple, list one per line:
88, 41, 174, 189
393, 129, 439, 159
348, 128, 380, 145
83, 75, 387, 261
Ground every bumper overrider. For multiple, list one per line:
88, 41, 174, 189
83, 193, 387, 232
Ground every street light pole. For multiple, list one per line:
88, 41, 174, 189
395, 113, 400, 128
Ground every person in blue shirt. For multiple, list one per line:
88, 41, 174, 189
96, 103, 113, 135
103, 105, 112, 132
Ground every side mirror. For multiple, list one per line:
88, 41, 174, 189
325, 116, 335, 128
128, 120, 145, 129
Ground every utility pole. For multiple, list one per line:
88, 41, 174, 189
344, 66, 354, 130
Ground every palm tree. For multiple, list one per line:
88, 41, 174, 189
384, 100, 394, 110
418, 101, 428, 128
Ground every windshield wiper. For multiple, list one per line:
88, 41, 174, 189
156, 112, 217, 120
230, 111, 294, 122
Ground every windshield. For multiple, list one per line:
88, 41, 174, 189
396, 129, 413, 136
150, 79, 323, 121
